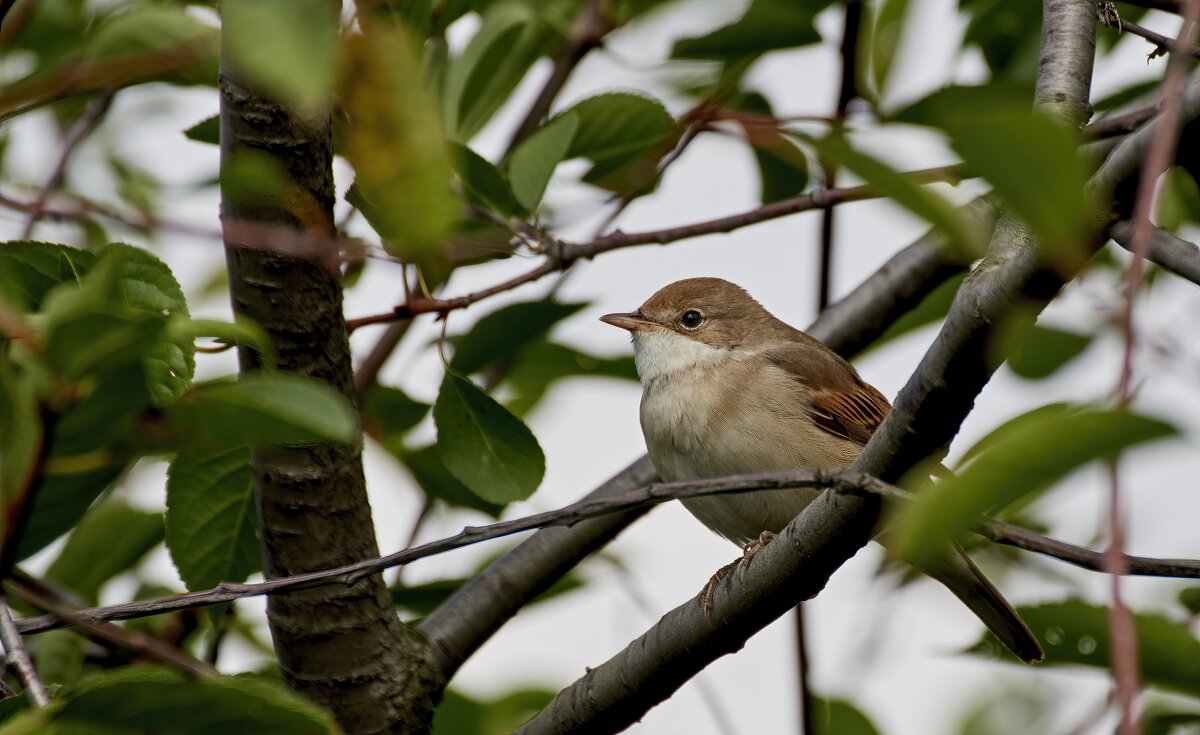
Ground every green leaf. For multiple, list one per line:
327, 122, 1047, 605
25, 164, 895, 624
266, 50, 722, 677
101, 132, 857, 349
558, 92, 676, 176
0, 241, 95, 312
39, 243, 193, 403
402, 444, 504, 517
451, 144, 525, 217
343, 26, 454, 272
166, 373, 358, 449
392, 569, 582, 617
183, 115, 219, 145
894, 407, 1176, 566
171, 318, 276, 368
16, 462, 131, 563
1156, 167, 1200, 232
84, 5, 217, 86
999, 321, 1091, 380
959, 0, 1042, 81
362, 385, 431, 449
507, 113, 579, 212
805, 134, 982, 256
866, 273, 965, 352
812, 697, 881, 735
434, 371, 545, 504
1092, 79, 1159, 113
222, 0, 338, 111
0, 355, 39, 505
966, 600, 1200, 697
45, 500, 163, 604
0, 667, 337, 735
671, 0, 829, 61
503, 339, 637, 417
897, 84, 1092, 251
441, 2, 558, 140
868, 0, 913, 103
1179, 587, 1200, 616
166, 448, 260, 591
432, 687, 556, 735
728, 91, 810, 203
450, 300, 586, 375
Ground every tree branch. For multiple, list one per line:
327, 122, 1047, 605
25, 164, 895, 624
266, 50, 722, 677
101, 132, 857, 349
515, 4, 1100, 730
0, 596, 47, 706
20, 89, 116, 239
1110, 220, 1200, 285
13, 468, 1198, 640
1100, 5, 1200, 59
345, 164, 967, 332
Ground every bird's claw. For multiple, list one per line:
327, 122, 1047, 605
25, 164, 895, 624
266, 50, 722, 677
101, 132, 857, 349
698, 531, 778, 618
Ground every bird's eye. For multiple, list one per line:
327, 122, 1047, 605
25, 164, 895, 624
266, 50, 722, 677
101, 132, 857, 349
680, 309, 703, 329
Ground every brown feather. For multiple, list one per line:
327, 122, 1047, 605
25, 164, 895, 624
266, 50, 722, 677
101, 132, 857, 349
762, 341, 891, 446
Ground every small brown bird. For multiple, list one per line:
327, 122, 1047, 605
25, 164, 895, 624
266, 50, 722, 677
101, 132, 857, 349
601, 277, 1043, 663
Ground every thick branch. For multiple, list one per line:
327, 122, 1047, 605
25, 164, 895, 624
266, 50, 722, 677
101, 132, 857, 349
516, 4, 1100, 731
219, 9, 440, 732
1110, 220, 1200, 285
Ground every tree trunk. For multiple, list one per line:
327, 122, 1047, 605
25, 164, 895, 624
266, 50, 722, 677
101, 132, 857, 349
217, 5, 441, 732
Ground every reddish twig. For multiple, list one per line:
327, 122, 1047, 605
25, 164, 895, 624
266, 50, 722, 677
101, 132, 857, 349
21, 89, 116, 239
1109, 3, 1200, 732
345, 164, 967, 332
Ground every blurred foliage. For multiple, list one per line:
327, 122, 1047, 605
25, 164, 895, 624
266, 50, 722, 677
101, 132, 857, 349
1, 0, 1198, 730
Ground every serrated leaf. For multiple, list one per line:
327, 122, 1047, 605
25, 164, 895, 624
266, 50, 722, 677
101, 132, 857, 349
894, 407, 1176, 566
166, 448, 259, 591
966, 600, 1200, 697
0, 667, 337, 735
450, 300, 586, 375
342, 26, 454, 272
0, 241, 96, 312
729, 91, 809, 203
184, 115, 218, 145
402, 443, 504, 516
451, 143, 525, 217
45, 501, 163, 604
222, 0, 337, 111
166, 373, 358, 450
434, 371, 544, 504
805, 134, 982, 256
671, 0, 829, 60
362, 385, 431, 450
507, 113, 579, 212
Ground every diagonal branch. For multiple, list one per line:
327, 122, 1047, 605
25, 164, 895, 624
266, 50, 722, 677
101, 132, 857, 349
1109, 220, 1200, 285
12, 468, 1199, 640
0, 596, 48, 706
514, 3, 1101, 730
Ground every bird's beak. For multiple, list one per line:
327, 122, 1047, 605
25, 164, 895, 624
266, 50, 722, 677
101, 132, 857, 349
600, 310, 653, 332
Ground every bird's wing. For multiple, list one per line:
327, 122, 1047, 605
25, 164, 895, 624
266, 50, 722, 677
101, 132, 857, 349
762, 340, 891, 446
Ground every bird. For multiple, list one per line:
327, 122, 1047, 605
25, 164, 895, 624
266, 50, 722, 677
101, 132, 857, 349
601, 276, 1043, 664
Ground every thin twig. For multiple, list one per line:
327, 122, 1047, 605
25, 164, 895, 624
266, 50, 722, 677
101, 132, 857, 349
1108, 2, 1200, 731
13, 469, 1200, 637
1100, 5, 1200, 59
6, 572, 218, 680
344, 164, 967, 332
21, 89, 116, 239
0, 0, 20, 31
1086, 103, 1160, 139
0, 597, 48, 706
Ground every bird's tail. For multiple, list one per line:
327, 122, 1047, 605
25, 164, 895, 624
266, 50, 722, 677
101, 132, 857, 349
925, 548, 1044, 664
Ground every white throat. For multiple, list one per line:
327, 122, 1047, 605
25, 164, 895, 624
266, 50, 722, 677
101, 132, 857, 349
631, 329, 729, 384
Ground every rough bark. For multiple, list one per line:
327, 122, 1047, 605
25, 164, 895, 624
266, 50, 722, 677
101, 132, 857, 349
218, 8, 440, 733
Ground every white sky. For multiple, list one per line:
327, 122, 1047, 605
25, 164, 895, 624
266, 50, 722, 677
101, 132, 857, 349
5, 1, 1200, 733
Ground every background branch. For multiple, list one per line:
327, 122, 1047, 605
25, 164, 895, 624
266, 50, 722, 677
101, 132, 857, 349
0, 596, 47, 706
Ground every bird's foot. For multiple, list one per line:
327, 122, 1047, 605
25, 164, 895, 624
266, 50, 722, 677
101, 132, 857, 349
698, 531, 778, 618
